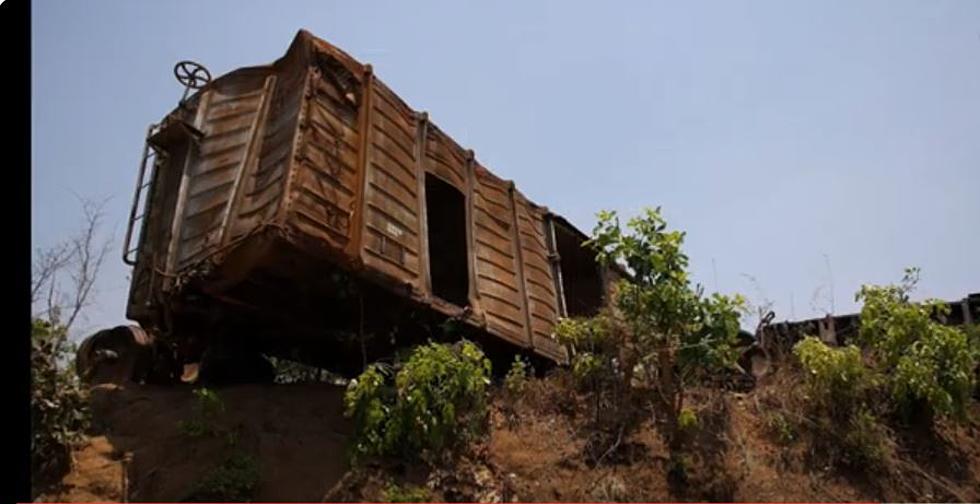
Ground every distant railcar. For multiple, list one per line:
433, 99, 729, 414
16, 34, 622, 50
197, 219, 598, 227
118, 30, 618, 378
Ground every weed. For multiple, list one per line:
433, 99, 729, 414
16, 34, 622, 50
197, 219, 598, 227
765, 412, 796, 445
504, 355, 531, 397
678, 408, 699, 432
188, 452, 260, 502
179, 387, 225, 438
840, 408, 891, 471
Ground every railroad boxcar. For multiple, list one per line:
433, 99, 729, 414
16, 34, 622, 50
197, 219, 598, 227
119, 30, 617, 379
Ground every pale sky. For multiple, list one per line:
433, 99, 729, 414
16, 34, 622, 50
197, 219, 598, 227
32, 1, 980, 338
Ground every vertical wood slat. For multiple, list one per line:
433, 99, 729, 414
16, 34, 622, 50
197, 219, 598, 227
277, 68, 314, 226
544, 214, 568, 318
164, 91, 212, 281
508, 182, 534, 349
464, 151, 483, 314
220, 75, 277, 246
414, 112, 432, 297
348, 65, 375, 260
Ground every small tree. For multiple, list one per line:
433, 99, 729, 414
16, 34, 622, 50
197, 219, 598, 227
30, 197, 111, 493
584, 207, 745, 450
855, 267, 977, 422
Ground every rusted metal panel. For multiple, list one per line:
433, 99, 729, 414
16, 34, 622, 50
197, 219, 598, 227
171, 78, 272, 269
471, 164, 528, 347
286, 57, 362, 251
512, 191, 564, 359
228, 42, 311, 242
359, 78, 423, 285
164, 91, 212, 277
424, 125, 468, 189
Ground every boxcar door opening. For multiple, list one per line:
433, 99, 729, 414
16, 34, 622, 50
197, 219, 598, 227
554, 222, 604, 317
424, 173, 470, 307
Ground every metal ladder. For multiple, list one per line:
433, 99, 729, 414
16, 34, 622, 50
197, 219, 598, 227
123, 123, 165, 266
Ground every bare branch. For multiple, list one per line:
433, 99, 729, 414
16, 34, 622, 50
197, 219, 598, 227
741, 273, 775, 326
31, 196, 114, 335
31, 242, 74, 306
822, 253, 835, 315
63, 198, 112, 332
45, 270, 61, 324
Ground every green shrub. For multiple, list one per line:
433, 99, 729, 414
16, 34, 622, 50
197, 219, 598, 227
189, 452, 260, 502
890, 325, 974, 420
967, 323, 980, 397
856, 268, 977, 421
840, 407, 890, 470
793, 336, 872, 420
793, 336, 891, 471
344, 341, 492, 461
382, 483, 431, 503
31, 319, 90, 486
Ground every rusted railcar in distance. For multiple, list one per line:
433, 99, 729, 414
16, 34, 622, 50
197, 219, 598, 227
120, 29, 615, 378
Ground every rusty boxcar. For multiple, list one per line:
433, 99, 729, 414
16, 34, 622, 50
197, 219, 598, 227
119, 30, 614, 378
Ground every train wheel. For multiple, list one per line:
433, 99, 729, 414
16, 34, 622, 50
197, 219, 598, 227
76, 325, 165, 385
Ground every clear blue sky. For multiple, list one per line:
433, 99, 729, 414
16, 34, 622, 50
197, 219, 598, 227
32, 1, 980, 338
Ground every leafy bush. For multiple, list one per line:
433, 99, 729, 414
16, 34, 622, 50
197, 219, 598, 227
31, 319, 90, 486
793, 336, 873, 420
856, 268, 977, 421
189, 452, 260, 502
344, 341, 492, 461
793, 336, 891, 471
967, 323, 980, 397
382, 483, 431, 502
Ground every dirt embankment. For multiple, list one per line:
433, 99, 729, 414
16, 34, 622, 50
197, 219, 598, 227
39, 372, 980, 502
39, 383, 352, 502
